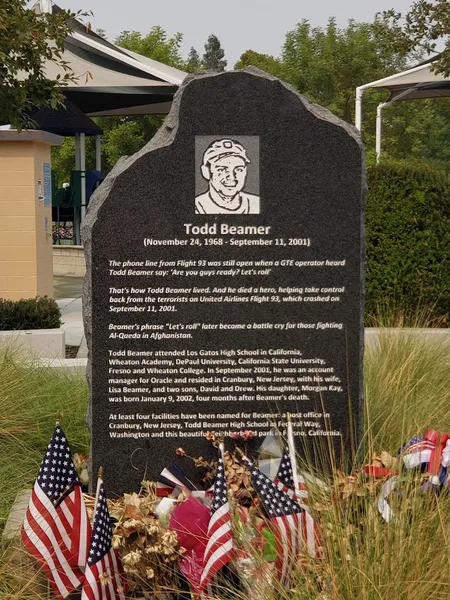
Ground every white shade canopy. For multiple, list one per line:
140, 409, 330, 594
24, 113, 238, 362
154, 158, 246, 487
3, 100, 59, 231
30, 2, 187, 116
355, 53, 450, 160
359, 54, 450, 101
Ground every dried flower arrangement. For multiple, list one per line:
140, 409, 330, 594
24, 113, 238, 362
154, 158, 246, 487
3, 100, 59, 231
85, 481, 185, 595
81, 430, 274, 596
80, 428, 450, 598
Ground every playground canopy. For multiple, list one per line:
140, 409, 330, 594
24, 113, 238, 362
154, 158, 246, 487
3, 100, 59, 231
2, 2, 188, 245
31, 1, 187, 117
355, 53, 450, 159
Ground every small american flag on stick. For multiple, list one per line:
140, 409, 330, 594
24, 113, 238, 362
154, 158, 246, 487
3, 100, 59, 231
242, 454, 319, 587
199, 442, 234, 594
274, 447, 309, 504
156, 461, 201, 497
21, 424, 91, 599
81, 471, 126, 600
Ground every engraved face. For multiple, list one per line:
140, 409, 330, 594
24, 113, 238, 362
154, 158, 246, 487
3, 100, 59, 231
207, 155, 248, 199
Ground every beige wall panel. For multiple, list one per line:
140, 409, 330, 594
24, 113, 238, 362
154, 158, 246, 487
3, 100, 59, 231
0, 156, 34, 171
0, 131, 61, 300
0, 232, 35, 247
0, 261, 36, 276
34, 146, 54, 298
4, 246, 37, 262
2, 291, 29, 301
3, 216, 36, 232
0, 201, 36, 217
0, 186, 35, 202
37, 272, 53, 297
6, 275, 37, 293
0, 171, 36, 187
0, 142, 36, 157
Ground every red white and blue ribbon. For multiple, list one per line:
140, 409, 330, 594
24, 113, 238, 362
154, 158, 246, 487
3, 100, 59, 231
156, 462, 213, 498
156, 463, 201, 497
379, 430, 450, 522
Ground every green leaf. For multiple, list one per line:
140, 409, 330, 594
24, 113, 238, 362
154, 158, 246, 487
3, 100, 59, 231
262, 528, 277, 562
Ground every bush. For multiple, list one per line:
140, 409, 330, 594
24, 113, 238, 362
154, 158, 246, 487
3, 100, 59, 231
0, 296, 61, 330
366, 162, 450, 326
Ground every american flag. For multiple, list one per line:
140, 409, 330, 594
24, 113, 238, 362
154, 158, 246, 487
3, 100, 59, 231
81, 476, 126, 600
156, 462, 201, 497
274, 447, 309, 504
199, 442, 234, 593
21, 425, 91, 599
399, 436, 436, 469
242, 455, 319, 586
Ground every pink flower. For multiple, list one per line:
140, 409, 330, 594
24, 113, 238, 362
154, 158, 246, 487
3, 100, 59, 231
230, 432, 240, 439
175, 447, 186, 456
241, 430, 256, 441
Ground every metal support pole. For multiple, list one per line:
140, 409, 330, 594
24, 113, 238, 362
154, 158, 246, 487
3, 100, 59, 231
73, 209, 80, 245
355, 87, 363, 131
74, 133, 80, 170
39, 0, 52, 13
73, 133, 80, 244
374, 88, 415, 162
95, 135, 102, 172
376, 103, 387, 163
80, 132, 86, 224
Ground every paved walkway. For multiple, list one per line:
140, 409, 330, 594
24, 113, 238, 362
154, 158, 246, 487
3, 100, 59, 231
55, 276, 86, 357
54, 276, 84, 300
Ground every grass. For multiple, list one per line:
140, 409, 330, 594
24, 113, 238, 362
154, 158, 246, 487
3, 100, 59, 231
365, 300, 449, 329
0, 329, 449, 599
287, 479, 450, 600
0, 349, 89, 533
364, 328, 450, 451
290, 327, 450, 600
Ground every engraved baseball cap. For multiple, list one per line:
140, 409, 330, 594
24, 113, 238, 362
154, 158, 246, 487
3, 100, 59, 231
202, 139, 250, 166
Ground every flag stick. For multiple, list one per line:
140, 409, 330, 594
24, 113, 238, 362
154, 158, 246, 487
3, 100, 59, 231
93, 466, 104, 515
234, 446, 244, 458
218, 441, 225, 473
287, 413, 300, 494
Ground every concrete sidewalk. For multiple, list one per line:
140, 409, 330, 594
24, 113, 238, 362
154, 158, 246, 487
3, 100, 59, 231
55, 276, 87, 358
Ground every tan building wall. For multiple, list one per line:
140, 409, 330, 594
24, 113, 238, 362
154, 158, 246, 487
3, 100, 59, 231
53, 245, 86, 277
0, 131, 62, 301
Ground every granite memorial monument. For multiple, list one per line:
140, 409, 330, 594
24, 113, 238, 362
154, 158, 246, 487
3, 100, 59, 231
82, 68, 366, 496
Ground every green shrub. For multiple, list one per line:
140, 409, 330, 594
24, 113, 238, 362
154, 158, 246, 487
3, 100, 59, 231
0, 296, 61, 330
366, 162, 450, 326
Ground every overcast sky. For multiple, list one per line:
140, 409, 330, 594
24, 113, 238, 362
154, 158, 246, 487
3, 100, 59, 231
59, 0, 414, 66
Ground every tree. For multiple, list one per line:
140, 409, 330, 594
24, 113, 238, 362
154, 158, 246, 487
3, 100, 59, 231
202, 34, 227, 71
101, 27, 185, 164
115, 27, 184, 69
282, 18, 410, 123
235, 17, 450, 165
95, 28, 107, 39
234, 50, 288, 80
377, 1, 450, 76
102, 121, 146, 167
0, 1, 76, 129
186, 46, 202, 73
378, 98, 450, 167
54, 25, 182, 181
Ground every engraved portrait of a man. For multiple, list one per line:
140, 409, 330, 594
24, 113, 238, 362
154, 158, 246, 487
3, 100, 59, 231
195, 138, 260, 214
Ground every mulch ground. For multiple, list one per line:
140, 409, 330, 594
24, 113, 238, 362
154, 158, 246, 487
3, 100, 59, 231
65, 345, 80, 358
